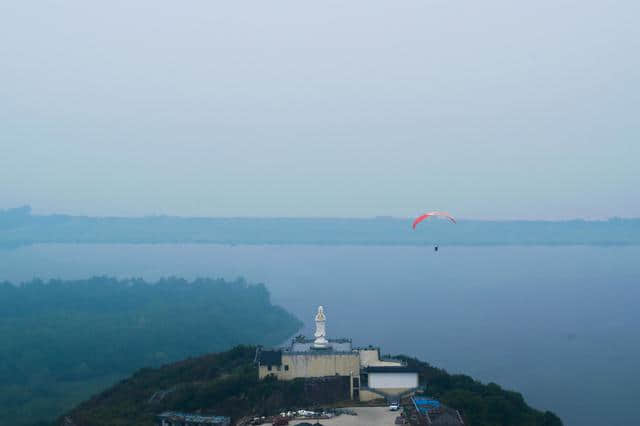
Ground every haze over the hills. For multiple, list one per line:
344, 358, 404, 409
2, 0, 639, 220
1, 2, 639, 426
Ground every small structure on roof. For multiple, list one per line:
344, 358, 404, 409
157, 411, 230, 426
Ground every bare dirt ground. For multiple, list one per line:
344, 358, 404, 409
296, 407, 400, 426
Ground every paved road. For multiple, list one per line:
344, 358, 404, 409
297, 407, 399, 426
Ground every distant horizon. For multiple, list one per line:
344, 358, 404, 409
2, 204, 639, 248
3, 205, 640, 222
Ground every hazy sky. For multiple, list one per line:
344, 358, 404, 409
1, 0, 638, 219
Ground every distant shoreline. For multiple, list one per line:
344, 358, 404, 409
3, 242, 640, 251
2, 206, 639, 247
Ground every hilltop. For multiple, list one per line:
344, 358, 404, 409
58, 346, 562, 426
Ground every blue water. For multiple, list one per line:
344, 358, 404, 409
1, 244, 638, 426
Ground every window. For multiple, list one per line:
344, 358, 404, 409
353, 377, 360, 388
361, 373, 368, 387
268, 365, 272, 371
284, 365, 289, 371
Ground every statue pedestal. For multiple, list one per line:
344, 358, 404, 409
313, 337, 329, 349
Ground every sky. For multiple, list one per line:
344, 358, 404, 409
1, 0, 638, 219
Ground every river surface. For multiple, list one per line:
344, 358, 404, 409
1, 244, 638, 426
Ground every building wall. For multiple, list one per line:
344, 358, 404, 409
257, 348, 417, 402
258, 364, 277, 379
292, 340, 352, 352
368, 372, 418, 389
259, 353, 360, 381
359, 389, 386, 402
360, 387, 416, 401
283, 353, 360, 379
259, 352, 360, 400
358, 349, 404, 367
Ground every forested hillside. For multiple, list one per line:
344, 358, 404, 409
59, 346, 562, 426
399, 356, 562, 426
1, 206, 639, 247
0, 277, 301, 426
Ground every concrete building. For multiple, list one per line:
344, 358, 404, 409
256, 306, 419, 401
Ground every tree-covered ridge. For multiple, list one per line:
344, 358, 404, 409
1, 206, 639, 247
59, 346, 562, 426
0, 277, 302, 426
398, 356, 562, 426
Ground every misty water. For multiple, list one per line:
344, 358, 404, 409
1, 244, 638, 426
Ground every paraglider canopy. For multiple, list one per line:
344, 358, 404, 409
412, 211, 456, 229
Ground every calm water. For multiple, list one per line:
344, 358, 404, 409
1, 244, 638, 426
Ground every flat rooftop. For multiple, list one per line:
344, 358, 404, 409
288, 337, 353, 353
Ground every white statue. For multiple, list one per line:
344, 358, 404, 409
313, 305, 329, 348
